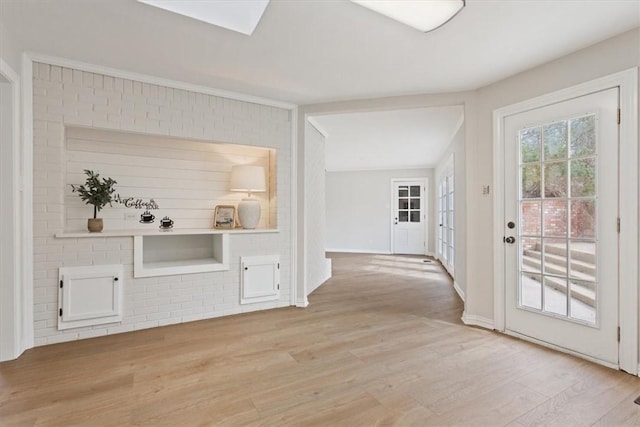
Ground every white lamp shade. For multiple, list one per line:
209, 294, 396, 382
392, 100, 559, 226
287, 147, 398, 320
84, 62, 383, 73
230, 165, 266, 193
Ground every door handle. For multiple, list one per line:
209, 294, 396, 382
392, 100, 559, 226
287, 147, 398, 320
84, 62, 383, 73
504, 236, 515, 244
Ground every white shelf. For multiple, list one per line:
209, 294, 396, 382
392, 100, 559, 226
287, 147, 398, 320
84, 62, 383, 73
141, 258, 227, 276
134, 233, 229, 278
55, 228, 279, 238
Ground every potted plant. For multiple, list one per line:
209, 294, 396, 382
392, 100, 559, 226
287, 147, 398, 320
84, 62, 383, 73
71, 169, 117, 232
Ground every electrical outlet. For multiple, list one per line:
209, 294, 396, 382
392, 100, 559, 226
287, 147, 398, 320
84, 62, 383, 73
482, 185, 491, 196
124, 212, 137, 221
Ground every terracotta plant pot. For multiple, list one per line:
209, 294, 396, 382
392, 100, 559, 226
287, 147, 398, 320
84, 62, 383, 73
88, 218, 103, 232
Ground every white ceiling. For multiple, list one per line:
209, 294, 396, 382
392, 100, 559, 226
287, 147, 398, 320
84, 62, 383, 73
312, 106, 464, 172
1, 0, 638, 105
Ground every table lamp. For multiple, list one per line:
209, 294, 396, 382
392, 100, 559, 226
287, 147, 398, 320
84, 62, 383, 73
230, 165, 266, 229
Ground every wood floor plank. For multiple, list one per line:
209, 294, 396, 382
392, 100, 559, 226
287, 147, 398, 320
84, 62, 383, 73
1, 252, 639, 426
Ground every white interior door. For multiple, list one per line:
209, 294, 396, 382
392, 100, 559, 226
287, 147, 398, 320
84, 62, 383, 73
504, 88, 619, 366
392, 180, 426, 255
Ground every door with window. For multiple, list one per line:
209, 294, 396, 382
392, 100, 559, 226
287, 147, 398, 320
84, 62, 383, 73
392, 180, 426, 255
504, 88, 619, 365
438, 166, 455, 274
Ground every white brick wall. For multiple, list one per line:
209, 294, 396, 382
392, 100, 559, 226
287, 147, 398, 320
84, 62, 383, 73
32, 62, 292, 346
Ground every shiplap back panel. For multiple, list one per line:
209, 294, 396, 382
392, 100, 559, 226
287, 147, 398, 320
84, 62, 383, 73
65, 127, 275, 231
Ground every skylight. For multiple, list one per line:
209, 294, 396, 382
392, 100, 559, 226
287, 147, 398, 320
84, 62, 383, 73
137, 0, 270, 35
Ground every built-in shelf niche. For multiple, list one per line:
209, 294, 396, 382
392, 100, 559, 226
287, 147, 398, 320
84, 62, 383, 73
64, 126, 278, 233
134, 233, 229, 278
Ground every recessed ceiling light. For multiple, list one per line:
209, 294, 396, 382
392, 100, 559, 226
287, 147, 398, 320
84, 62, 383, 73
137, 0, 270, 35
351, 0, 465, 33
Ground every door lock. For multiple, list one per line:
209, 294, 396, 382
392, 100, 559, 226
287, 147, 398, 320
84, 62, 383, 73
504, 236, 515, 244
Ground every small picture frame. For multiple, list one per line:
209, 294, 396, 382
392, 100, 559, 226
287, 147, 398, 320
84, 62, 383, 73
214, 205, 236, 229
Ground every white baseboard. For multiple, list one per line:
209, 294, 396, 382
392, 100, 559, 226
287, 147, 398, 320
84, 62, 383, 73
296, 297, 309, 308
323, 258, 332, 283
453, 281, 465, 302
462, 312, 495, 330
325, 248, 392, 255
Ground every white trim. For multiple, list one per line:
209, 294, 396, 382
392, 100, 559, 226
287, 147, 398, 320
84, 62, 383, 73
492, 68, 638, 375
0, 58, 22, 361
446, 113, 465, 155
290, 107, 299, 307
326, 165, 435, 173
325, 248, 392, 255
453, 281, 465, 302
21, 53, 34, 352
296, 111, 308, 308
306, 117, 328, 138
26, 52, 296, 110
461, 312, 494, 330
505, 330, 619, 371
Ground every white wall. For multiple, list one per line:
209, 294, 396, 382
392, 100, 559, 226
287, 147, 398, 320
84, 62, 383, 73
435, 122, 466, 298
32, 62, 293, 346
0, 19, 23, 360
326, 168, 434, 254
0, 21, 21, 73
305, 122, 331, 295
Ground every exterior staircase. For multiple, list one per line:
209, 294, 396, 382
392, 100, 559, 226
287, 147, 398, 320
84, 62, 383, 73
522, 242, 596, 307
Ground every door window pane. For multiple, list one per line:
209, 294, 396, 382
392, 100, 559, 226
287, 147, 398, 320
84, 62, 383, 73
521, 165, 541, 198
398, 198, 408, 209
521, 237, 542, 274
569, 241, 596, 281
521, 201, 541, 235
569, 279, 596, 324
544, 122, 568, 160
570, 158, 596, 197
520, 127, 542, 163
570, 200, 595, 238
398, 211, 408, 222
521, 273, 542, 310
544, 276, 567, 316
544, 162, 567, 198
542, 200, 567, 237
410, 211, 420, 222
544, 239, 567, 276
410, 185, 420, 197
570, 115, 596, 157
410, 199, 420, 209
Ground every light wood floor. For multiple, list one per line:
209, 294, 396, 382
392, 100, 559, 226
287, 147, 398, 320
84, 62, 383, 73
2, 253, 640, 426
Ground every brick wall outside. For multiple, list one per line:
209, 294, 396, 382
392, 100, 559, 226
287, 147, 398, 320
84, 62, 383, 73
521, 199, 594, 240
32, 62, 292, 346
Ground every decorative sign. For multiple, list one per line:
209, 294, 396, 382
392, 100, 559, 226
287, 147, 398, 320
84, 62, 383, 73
114, 194, 159, 210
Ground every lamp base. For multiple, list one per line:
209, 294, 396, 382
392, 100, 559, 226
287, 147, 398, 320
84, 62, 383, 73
237, 197, 261, 229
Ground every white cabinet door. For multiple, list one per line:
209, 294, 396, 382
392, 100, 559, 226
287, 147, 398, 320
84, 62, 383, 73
241, 255, 280, 304
58, 265, 123, 330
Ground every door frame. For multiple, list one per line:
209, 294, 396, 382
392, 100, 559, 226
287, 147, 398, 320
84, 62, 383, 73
436, 155, 455, 275
0, 58, 23, 361
390, 177, 428, 255
492, 68, 638, 374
